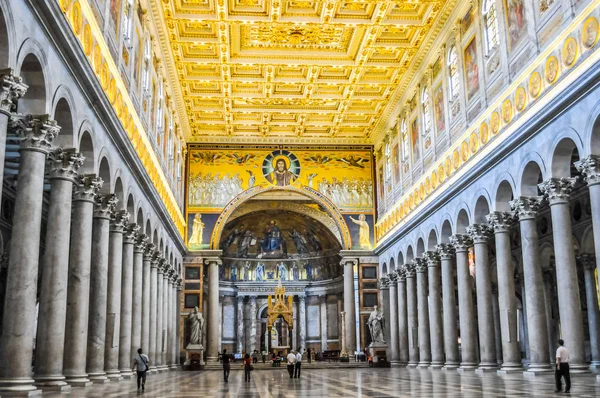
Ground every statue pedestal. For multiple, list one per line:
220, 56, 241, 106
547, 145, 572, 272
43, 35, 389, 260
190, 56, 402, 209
184, 344, 205, 370
369, 342, 390, 368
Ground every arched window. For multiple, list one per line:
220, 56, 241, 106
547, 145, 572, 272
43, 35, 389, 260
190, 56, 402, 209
448, 46, 460, 98
421, 87, 431, 134
401, 119, 409, 160
482, 0, 499, 54
141, 37, 151, 92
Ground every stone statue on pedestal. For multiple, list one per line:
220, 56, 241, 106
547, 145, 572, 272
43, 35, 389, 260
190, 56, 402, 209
367, 305, 385, 344
188, 306, 204, 345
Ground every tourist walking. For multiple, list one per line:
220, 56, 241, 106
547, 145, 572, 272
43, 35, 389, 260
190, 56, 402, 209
132, 348, 150, 392
244, 353, 253, 382
555, 339, 571, 393
222, 349, 231, 382
286, 350, 297, 378
294, 348, 302, 378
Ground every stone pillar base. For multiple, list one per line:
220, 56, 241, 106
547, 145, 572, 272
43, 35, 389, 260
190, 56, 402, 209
407, 362, 419, 368
475, 367, 498, 374
66, 378, 93, 387
118, 370, 134, 379
0, 388, 42, 397
442, 363, 460, 370
390, 360, 401, 366
429, 362, 444, 369
36, 384, 72, 392
596, 374, 600, 383
33, 377, 71, 392
105, 371, 122, 381
589, 361, 600, 373
87, 373, 109, 383
569, 364, 591, 374
523, 368, 554, 379
457, 363, 478, 372
417, 362, 430, 368
496, 366, 523, 375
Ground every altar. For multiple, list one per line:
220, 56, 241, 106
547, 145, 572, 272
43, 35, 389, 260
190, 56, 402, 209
266, 281, 294, 355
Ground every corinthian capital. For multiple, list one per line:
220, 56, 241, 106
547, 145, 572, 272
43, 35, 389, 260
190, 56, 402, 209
414, 258, 427, 273
578, 254, 596, 271
379, 274, 390, 289
93, 193, 117, 219
509, 196, 543, 220
144, 242, 156, 259
538, 178, 577, 205
435, 243, 455, 259
134, 233, 147, 252
486, 211, 516, 233
9, 114, 59, 153
423, 251, 440, 267
397, 266, 406, 281
48, 148, 84, 181
388, 270, 399, 283
124, 223, 140, 243
0, 70, 28, 115
450, 234, 473, 252
74, 174, 103, 202
110, 210, 130, 232
404, 262, 416, 278
467, 224, 492, 243
575, 155, 600, 186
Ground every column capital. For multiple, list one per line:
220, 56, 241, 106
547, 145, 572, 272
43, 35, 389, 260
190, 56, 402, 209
9, 114, 59, 154
123, 223, 140, 243
48, 148, 84, 181
249, 295, 257, 303
486, 211, 516, 233
538, 177, 577, 205
578, 254, 596, 271
236, 295, 244, 303
404, 262, 416, 278
110, 210, 130, 233
467, 224, 492, 243
509, 196, 543, 220
74, 174, 103, 203
134, 233, 148, 253
435, 243, 455, 259
177, 277, 183, 291
414, 258, 427, 273
0, 69, 28, 115
379, 274, 391, 289
144, 243, 156, 261
388, 270, 399, 283
575, 155, 600, 186
299, 295, 306, 302
93, 193, 117, 219
423, 250, 441, 267
396, 266, 406, 281
340, 258, 358, 267
204, 257, 222, 266
450, 234, 472, 252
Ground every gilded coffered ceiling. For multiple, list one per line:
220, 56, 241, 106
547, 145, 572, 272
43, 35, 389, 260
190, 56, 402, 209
151, 0, 456, 144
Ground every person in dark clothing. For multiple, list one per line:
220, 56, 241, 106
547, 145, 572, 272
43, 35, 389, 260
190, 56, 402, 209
244, 353, 252, 382
306, 348, 311, 363
222, 349, 231, 382
555, 339, 571, 393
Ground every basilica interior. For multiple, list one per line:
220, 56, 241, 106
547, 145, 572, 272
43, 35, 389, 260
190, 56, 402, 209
0, 0, 600, 396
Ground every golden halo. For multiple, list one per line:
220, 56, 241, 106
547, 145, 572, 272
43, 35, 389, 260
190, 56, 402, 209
271, 155, 289, 170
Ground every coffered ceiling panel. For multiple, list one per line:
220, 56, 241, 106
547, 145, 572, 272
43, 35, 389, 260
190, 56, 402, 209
154, 0, 455, 144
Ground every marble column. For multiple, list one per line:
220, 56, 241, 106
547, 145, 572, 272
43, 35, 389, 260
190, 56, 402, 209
0, 70, 27, 212
171, 275, 179, 368
155, 259, 165, 370
487, 212, 522, 372
131, 235, 146, 360
397, 268, 409, 365
118, 223, 138, 378
63, 175, 102, 387
176, 277, 183, 366
575, 156, 600, 291
510, 196, 552, 372
166, 271, 175, 368
86, 194, 117, 382
342, 258, 358, 355
299, 295, 307, 352
414, 258, 431, 367
148, 249, 159, 371
249, 296, 257, 353
161, 266, 170, 369
141, 245, 152, 355
492, 288, 503, 365
206, 257, 222, 360
539, 178, 587, 370
236, 295, 244, 353
0, 115, 58, 396
104, 210, 130, 380
580, 255, 600, 369
467, 224, 497, 371
450, 234, 478, 370
340, 311, 348, 357
424, 251, 444, 368
320, 295, 328, 351
436, 244, 459, 369
34, 149, 83, 391
405, 263, 419, 367
388, 271, 400, 364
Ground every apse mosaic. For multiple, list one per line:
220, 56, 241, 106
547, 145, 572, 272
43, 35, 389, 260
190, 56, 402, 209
187, 147, 374, 212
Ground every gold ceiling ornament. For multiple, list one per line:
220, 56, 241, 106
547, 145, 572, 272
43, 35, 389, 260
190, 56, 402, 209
267, 280, 294, 329
151, 0, 452, 144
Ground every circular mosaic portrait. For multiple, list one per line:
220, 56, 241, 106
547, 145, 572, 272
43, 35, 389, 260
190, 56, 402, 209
262, 150, 300, 186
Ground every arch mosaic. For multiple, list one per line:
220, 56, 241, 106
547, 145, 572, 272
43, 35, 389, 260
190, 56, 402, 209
210, 184, 352, 251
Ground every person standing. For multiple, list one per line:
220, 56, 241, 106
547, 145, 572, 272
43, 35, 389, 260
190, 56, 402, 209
306, 347, 311, 363
294, 349, 302, 378
222, 349, 231, 383
243, 353, 252, 382
252, 350, 258, 364
555, 339, 571, 393
286, 350, 297, 378
132, 348, 150, 392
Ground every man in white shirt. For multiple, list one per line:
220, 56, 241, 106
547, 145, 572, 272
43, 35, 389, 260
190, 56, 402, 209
555, 339, 570, 393
132, 348, 150, 392
286, 350, 297, 379
294, 348, 302, 378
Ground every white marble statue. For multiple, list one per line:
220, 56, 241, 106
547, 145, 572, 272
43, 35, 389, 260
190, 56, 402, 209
367, 305, 385, 344
188, 306, 204, 346
256, 262, 265, 281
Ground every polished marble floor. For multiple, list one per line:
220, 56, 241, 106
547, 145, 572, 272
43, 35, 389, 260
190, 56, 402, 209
43, 367, 600, 397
